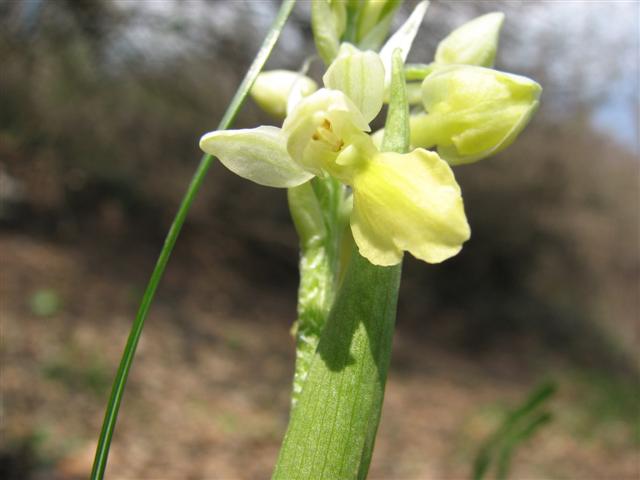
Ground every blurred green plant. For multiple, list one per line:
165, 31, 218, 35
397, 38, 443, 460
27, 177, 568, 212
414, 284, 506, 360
42, 349, 110, 398
473, 381, 557, 480
569, 371, 640, 445
0, 428, 52, 480
29, 289, 61, 317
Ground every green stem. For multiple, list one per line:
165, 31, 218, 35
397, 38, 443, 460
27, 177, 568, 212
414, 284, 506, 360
89, 2, 296, 478
273, 247, 402, 480
288, 177, 350, 406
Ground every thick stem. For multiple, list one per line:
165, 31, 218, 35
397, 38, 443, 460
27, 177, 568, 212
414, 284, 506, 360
273, 246, 401, 480
288, 178, 348, 406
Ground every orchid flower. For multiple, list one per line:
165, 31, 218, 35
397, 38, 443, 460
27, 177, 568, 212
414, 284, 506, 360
200, 46, 470, 267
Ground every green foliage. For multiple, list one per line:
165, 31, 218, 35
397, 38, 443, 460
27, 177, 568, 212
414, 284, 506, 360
0, 428, 53, 479
568, 371, 640, 445
29, 289, 61, 317
473, 381, 557, 480
43, 350, 110, 398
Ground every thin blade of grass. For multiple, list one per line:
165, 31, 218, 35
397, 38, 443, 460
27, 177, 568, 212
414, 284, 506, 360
473, 380, 557, 480
90, 1, 297, 478
496, 411, 553, 480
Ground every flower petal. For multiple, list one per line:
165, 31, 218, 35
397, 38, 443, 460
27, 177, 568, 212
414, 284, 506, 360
323, 47, 385, 123
435, 12, 505, 67
350, 148, 470, 266
199, 126, 314, 188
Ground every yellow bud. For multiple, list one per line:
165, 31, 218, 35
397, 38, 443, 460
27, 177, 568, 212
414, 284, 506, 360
413, 65, 541, 165
435, 12, 505, 67
250, 70, 317, 118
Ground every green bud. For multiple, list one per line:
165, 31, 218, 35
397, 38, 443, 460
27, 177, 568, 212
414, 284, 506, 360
357, 0, 404, 44
357, 0, 386, 40
435, 12, 505, 67
357, 0, 404, 51
412, 65, 541, 165
250, 70, 318, 118
312, 0, 348, 64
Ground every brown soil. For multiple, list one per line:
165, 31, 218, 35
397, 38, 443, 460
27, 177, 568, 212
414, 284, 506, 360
1, 231, 638, 480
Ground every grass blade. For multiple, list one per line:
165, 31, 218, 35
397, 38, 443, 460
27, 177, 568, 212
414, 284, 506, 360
90, 1, 297, 478
496, 411, 553, 480
473, 380, 557, 480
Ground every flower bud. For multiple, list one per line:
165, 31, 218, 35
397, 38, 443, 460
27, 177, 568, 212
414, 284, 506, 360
312, 0, 347, 65
435, 12, 505, 67
412, 65, 541, 165
250, 70, 317, 118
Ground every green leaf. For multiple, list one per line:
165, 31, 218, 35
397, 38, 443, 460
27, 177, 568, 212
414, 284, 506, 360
495, 411, 553, 480
273, 249, 402, 480
90, 2, 298, 479
379, 0, 429, 87
382, 49, 410, 153
273, 41, 409, 480
472, 381, 557, 480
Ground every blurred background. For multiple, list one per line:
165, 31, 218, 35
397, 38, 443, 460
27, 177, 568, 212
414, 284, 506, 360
1, 1, 638, 479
